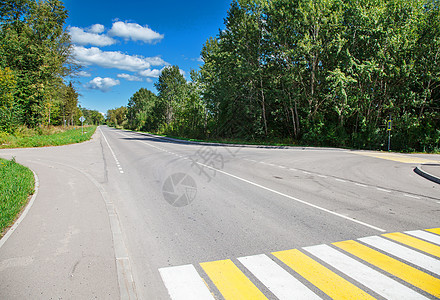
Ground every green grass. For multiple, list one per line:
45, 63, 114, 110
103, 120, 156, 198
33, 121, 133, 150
0, 125, 97, 149
0, 158, 35, 237
134, 130, 315, 148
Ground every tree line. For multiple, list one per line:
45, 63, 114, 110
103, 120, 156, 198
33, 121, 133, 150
107, 66, 206, 138
110, 0, 439, 152
0, 0, 101, 133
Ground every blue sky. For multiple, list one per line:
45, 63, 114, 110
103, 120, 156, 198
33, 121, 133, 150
64, 0, 232, 114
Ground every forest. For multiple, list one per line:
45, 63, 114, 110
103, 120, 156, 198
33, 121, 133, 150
0, 0, 103, 134
113, 0, 439, 152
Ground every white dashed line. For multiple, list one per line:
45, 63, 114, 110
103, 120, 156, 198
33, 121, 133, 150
355, 183, 368, 187
335, 178, 347, 183
317, 175, 328, 178
376, 188, 391, 193
100, 127, 124, 175
403, 194, 421, 199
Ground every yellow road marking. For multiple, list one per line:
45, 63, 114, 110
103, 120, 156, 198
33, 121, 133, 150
426, 228, 440, 235
272, 249, 374, 300
352, 151, 439, 164
200, 259, 267, 300
334, 240, 440, 297
383, 232, 440, 258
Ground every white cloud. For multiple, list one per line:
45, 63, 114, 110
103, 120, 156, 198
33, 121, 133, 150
77, 70, 91, 77
138, 68, 162, 78
73, 46, 167, 72
89, 24, 105, 34
85, 77, 120, 92
69, 26, 116, 47
108, 21, 164, 43
117, 73, 143, 82
138, 67, 186, 79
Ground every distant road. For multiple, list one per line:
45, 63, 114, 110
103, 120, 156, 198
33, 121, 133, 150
1, 125, 439, 299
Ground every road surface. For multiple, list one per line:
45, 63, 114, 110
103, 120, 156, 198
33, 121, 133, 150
1, 125, 439, 299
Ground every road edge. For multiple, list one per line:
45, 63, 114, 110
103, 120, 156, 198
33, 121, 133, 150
120, 128, 345, 151
0, 169, 40, 249
414, 165, 440, 184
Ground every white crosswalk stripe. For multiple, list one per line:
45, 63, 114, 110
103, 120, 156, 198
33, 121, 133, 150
159, 264, 215, 300
359, 235, 440, 276
303, 244, 430, 300
238, 254, 321, 299
406, 230, 440, 246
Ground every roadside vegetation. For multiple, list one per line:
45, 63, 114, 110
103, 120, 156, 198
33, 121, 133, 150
0, 158, 34, 238
1, 1, 104, 136
107, 0, 440, 153
0, 125, 97, 149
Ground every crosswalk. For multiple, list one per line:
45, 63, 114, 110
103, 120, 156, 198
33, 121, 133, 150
159, 228, 440, 299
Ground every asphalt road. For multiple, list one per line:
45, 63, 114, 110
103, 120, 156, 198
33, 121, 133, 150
1, 125, 440, 299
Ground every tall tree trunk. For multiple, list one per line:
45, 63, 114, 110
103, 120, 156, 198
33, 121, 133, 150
260, 77, 268, 136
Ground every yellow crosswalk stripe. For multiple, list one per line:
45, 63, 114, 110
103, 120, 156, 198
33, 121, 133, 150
272, 249, 374, 300
383, 232, 440, 258
200, 259, 268, 300
334, 240, 440, 297
426, 228, 440, 235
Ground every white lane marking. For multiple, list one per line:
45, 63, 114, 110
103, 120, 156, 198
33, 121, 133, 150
238, 254, 320, 300
335, 178, 347, 183
355, 183, 368, 187
117, 131, 386, 231
159, 264, 215, 300
195, 161, 385, 232
100, 127, 124, 174
359, 236, 440, 276
405, 230, 440, 246
317, 175, 328, 178
376, 188, 391, 193
302, 171, 311, 175
404, 194, 421, 199
303, 244, 429, 300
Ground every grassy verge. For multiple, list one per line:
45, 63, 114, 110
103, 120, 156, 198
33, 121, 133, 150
132, 130, 317, 148
0, 158, 35, 238
0, 125, 97, 149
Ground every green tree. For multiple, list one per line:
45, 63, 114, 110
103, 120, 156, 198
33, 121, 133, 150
126, 88, 161, 131
63, 82, 78, 126
197, 0, 439, 151
0, 67, 19, 133
0, 0, 73, 128
106, 106, 127, 128
155, 65, 188, 127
